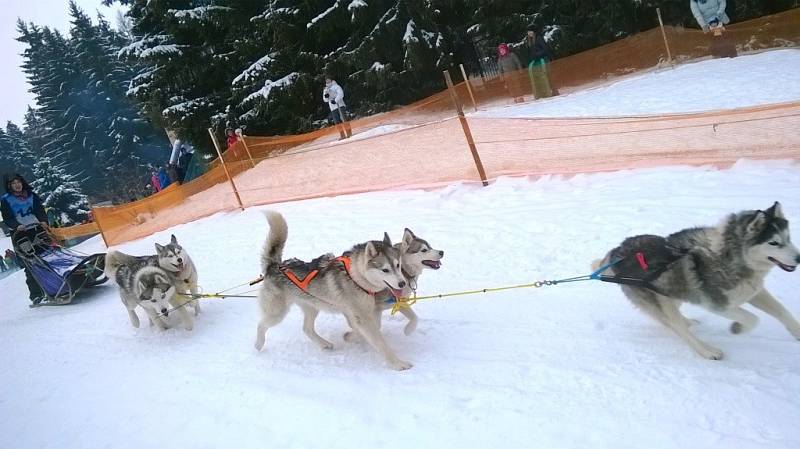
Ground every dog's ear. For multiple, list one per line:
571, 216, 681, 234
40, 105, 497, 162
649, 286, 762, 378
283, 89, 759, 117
767, 201, 784, 219
155, 273, 168, 285
383, 232, 392, 247
746, 210, 767, 235
366, 241, 378, 258
155, 243, 164, 254
402, 228, 415, 247
170, 234, 178, 244
138, 280, 147, 295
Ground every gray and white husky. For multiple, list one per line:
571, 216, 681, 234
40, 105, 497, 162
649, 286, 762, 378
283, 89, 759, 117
104, 235, 199, 331
104, 254, 176, 331
155, 235, 201, 317
594, 202, 800, 360
344, 228, 444, 340
254, 211, 413, 370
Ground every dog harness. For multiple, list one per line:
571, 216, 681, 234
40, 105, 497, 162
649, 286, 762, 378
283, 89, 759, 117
280, 255, 375, 296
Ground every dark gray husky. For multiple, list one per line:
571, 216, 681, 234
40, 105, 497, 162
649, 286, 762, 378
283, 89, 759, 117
594, 202, 800, 360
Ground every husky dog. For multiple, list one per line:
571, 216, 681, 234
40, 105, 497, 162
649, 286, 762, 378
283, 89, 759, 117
155, 235, 201, 317
344, 228, 444, 340
103, 235, 199, 331
105, 252, 176, 330
254, 211, 413, 370
594, 202, 800, 360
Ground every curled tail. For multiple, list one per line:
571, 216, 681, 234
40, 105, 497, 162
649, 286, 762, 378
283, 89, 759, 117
104, 250, 138, 281
262, 211, 288, 274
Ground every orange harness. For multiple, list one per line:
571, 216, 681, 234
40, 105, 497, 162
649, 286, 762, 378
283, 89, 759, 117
280, 255, 374, 296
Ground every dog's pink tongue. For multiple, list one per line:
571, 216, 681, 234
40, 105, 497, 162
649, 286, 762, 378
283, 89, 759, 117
391, 288, 404, 298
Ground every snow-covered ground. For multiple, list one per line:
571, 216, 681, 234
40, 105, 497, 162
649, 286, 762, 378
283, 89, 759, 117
2, 49, 800, 449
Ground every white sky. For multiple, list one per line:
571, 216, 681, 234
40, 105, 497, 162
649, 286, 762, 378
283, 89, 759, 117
1, 0, 126, 126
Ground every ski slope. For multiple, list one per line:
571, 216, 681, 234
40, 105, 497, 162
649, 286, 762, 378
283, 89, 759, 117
1, 50, 800, 449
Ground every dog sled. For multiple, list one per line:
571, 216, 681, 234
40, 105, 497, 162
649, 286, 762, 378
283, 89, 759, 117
11, 224, 107, 306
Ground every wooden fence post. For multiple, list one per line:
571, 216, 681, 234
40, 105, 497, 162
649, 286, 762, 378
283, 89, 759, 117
657, 8, 674, 65
208, 128, 245, 210
459, 63, 478, 112
443, 70, 489, 187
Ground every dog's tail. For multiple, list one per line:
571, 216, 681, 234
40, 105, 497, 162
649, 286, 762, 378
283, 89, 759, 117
104, 250, 137, 281
262, 211, 288, 274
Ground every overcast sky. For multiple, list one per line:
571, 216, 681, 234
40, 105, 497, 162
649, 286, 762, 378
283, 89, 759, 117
2, 0, 126, 126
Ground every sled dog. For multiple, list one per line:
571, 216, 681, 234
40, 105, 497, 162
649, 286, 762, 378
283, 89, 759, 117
105, 253, 176, 331
344, 228, 444, 340
594, 202, 800, 360
254, 211, 413, 370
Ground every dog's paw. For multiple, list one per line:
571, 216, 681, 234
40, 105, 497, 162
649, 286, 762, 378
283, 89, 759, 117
403, 320, 418, 336
389, 359, 413, 371
697, 345, 724, 360
254, 337, 265, 351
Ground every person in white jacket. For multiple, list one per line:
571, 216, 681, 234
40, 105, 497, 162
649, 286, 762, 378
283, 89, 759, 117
690, 0, 730, 33
323, 76, 352, 140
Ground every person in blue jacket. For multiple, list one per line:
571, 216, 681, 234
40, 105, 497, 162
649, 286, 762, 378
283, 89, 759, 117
1, 174, 48, 303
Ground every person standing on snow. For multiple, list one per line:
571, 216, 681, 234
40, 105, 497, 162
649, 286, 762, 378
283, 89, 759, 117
523, 26, 555, 99
323, 75, 352, 140
690, 0, 730, 33
497, 43, 525, 103
1, 174, 47, 304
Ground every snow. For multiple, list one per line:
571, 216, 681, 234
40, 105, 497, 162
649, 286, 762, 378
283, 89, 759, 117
240, 72, 299, 105
307, 1, 341, 29
369, 61, 385, 71
232, 53, 276, 85
403, 19, 418, 44
2, 50, 800, 449
168, 6, 232, 22
475, 49, 800, 118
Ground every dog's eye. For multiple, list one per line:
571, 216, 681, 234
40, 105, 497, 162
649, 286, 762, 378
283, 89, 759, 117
161, 293, 166, 299
382, 268, 389, 273
768, 241, 780, 246
421, 248, 428, 253
150, 299, 157, 303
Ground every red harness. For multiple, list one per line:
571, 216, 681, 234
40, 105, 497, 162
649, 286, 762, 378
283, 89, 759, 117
280, 255, 374, 295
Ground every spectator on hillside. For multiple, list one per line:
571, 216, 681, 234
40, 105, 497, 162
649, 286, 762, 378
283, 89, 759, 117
1, 173, 47, 304
523, 26, 555, 99
322, 75, 352, 140
691, 0, 736, 57
690, 0, 730, 33
497, 43, 525, 103
0, 253, 7, 272
157, 164, 172, 190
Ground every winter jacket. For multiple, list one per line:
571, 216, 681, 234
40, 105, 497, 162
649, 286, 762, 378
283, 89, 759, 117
226, 134, 239, 149
157, 167, 172, 190
523, 35, 552, 65
498, 52, 523, 75
169, 139, 194, 165
690, 0, 730, 31
323, 81, 346, 111
151, 173, 161, 192
1, 191, 47, 230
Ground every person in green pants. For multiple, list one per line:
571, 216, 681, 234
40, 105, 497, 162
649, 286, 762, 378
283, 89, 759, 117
523, 26, 554, 99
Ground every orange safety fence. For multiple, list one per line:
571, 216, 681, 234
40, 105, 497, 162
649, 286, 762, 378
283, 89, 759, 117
87, 9, 800, 247
50, 222, 99, 241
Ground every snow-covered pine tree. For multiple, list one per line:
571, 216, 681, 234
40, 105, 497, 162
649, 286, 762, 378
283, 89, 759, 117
31, 157, 91, 225
0, 122, 37, 180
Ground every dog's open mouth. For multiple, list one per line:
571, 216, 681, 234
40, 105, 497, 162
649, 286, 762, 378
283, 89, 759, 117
384, 282, 404, 298
174, 262, 185, 271
422, 260, 442, 269
769, 257, 797, 272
